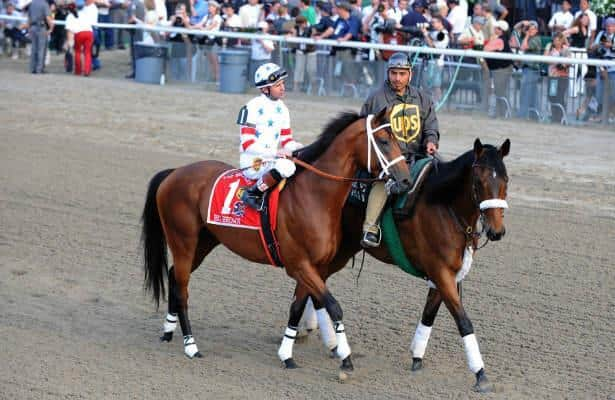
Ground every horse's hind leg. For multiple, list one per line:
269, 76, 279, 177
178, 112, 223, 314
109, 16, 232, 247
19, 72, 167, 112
160, 230, 219, 346
410, 287, 442, 371
160, 265, 180, 342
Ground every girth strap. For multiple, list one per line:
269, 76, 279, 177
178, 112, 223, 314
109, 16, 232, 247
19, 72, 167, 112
258, 190, 284, 268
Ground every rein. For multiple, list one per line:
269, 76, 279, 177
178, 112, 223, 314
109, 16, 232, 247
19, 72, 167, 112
290, 157, 386, 183
288, 114, 405, 184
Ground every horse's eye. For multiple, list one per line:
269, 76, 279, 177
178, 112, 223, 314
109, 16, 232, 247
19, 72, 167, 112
378, 138, 389, 146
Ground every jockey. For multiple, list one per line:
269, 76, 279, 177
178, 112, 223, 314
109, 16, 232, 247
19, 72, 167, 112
237, 62, 303, 210
359, 52, 440, 247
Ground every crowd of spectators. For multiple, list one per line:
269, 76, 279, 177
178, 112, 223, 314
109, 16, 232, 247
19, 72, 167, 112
1, 0, 614, 120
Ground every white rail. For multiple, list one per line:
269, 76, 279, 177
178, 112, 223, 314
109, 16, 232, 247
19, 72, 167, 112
2, 13, 614, 67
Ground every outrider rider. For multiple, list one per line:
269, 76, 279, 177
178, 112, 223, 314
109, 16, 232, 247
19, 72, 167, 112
359, 52, 440, 247
237, 62, 303, 210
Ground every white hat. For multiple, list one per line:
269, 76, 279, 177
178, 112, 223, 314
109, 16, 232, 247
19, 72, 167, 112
494, 20, 509, 32
257, 20, 269, 29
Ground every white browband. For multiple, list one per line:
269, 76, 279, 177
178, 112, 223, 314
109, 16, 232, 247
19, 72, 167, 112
479, 199, 509, 210
365, 114, 406, 176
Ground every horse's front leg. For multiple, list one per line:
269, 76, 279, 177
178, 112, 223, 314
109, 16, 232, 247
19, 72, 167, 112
294, 282, 337, 354
410, 287, 442, 372
278, 286, 309, 369
436, 275, 492, 393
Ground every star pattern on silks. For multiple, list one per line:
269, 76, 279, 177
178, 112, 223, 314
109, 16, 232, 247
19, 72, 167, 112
267, 119, 274, 127
255, 130, 261, 138
258, 108, 264, 115
274, 133, 279, 140
275, 105, 282, 114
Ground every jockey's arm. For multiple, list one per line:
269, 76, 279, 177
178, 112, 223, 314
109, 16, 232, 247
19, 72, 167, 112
240, 125, 269, 156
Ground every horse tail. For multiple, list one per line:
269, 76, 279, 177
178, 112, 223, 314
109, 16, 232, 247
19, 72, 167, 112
141, 168, 175, 309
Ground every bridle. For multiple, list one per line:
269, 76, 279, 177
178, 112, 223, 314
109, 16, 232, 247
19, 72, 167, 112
289, 114, 406, 183
365, 114, 406, 177
449, 161, 509, 250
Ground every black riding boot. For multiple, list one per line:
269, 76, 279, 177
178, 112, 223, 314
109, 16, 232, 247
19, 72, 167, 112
241, 170, 282, 211
241, 185, 266, 210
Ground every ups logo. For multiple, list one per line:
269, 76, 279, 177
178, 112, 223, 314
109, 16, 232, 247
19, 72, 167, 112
390, 104, 421, 143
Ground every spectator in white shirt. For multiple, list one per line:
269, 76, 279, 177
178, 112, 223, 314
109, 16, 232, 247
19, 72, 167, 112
574, 0, 596, 43
250, 20, 274, 82
387, 0, 408, 25
239, 0, 262, 28
446, 0, 465, 41
548, 0, 573, 34
66, 0, 98, 75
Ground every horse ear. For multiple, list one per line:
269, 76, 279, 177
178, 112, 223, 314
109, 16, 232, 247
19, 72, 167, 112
374, 106, 389, 125
499, 138, 511, 158
473, 138, 484, 158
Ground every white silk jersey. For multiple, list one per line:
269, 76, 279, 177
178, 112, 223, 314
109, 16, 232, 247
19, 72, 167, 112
237, 94, 302, 171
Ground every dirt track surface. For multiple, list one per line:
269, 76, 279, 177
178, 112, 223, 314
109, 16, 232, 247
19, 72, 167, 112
1, 53, 614, 399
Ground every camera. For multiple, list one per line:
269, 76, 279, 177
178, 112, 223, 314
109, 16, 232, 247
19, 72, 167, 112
595, 35, 615, 59
374, 19, 396, 35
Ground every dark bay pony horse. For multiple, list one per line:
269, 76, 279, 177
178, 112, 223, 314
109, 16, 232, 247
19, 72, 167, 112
140, 109, 412, 376
291, 138, 510, 392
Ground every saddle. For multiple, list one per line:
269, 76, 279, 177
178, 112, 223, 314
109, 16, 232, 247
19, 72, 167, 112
348, 157, 433, 217
206, 169, 286, 268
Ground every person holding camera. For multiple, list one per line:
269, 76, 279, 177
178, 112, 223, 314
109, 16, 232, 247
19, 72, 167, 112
358, 52, 440, 247
590, 17, 615, 121
289, 15, 316, 92
515, 20, 542, 119
237, 63, 303, 210
422, 16, 449, 102
458, 15, 486, 50
544, 32, 570, 123
484, 20, 513, 118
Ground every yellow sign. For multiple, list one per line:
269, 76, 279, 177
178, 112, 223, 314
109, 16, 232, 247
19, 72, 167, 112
390, 103, 421, 143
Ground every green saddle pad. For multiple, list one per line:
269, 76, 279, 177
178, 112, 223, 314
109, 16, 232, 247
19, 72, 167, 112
380, 157, 432, 279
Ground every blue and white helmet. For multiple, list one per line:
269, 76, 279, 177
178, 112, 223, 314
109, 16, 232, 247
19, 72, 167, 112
254, 63, 288, 88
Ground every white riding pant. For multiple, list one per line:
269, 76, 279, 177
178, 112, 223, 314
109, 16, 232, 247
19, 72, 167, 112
240, 155, 296, 181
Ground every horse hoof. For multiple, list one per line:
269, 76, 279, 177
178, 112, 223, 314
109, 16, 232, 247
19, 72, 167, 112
338, 357, 354, 383
283, 358, 298, 369
411, 357, 423, 372
473, 369, 493, 393
193, 351, 203, 358
160, 332, 173, 342
341, 356, 354, 371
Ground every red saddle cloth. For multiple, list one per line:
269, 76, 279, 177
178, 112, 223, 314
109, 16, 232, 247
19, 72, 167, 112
207, 169, 283, 266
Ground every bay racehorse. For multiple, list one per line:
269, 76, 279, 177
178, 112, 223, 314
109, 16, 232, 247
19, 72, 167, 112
140, 109, 412, 377
290, 138, 510, 392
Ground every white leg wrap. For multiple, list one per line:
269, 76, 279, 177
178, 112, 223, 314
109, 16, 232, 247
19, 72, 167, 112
163, 313, 178, 333
410, 322, 433, 359
334, 322, 351, 360
462, 334, 484, 373
300, 298, 318, 331
183, 335, 199, 358
316, 308, 337, 350
277, 326, 297, 361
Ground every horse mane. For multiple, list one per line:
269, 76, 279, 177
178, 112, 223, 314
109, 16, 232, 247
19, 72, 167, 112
423, 145, 506, 205
294, 112, 362, 165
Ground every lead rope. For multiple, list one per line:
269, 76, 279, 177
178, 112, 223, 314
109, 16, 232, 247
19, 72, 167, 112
353, 250, 368, 349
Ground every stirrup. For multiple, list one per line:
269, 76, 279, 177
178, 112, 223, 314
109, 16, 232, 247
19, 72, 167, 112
241, 187, 265, 211
361, 228, 381, 248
